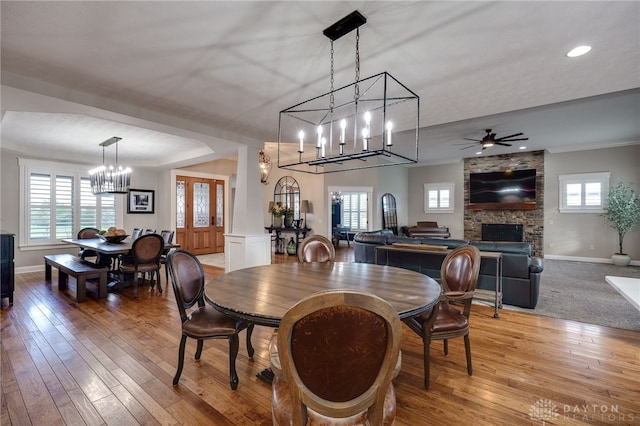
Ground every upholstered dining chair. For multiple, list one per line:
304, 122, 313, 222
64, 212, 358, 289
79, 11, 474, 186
144, 228, 156, 235
167, 250, 254, 390
159, 230, 175, 284
402, 244, 481, 389
118, 233, 164, 298
271, 289, 401, 426
297, 235, 336, 263
77, 227, 100, 261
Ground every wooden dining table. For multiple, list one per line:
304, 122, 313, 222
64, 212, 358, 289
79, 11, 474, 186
204, 262, 442, 328
62, 237, 179, 288
205, 261, 441, 383
63, 237, 179, 265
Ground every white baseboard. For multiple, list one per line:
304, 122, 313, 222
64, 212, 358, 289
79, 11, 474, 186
16, 265, 45, 274
544, 254, 640, 266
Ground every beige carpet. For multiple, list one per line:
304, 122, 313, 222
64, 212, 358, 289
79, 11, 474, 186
197, 253, 225, 269
503, 259, 640, 331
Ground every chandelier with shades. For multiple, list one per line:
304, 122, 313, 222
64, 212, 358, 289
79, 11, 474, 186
277, 11, 419, 174
89, 136, 132, 195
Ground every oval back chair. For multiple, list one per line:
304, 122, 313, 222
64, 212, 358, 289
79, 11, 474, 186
297, 235, 336, 263
402, 244, 481, 389
272, 289, 401, 425
167, 250, 254, 390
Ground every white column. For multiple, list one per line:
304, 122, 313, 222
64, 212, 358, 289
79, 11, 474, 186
225, 145, 271, 271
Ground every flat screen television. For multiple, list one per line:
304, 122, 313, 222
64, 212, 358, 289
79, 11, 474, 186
469, 168, 536, 209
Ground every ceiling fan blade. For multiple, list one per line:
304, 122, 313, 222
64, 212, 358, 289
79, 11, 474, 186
495, 133, 523, 141
463, 138, 482, 142
501, 137, 529, 142
495, 142, 512, 147
459, 145, 478, 150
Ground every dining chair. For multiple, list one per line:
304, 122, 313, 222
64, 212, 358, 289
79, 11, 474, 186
167, 250, 254, 390
144, 228, 156, 235
271, 289, 401, 425
297, 235, 335, 263
118, 233, 164, 298
159, 230, 175, 283
77, 227, 100, 261
130, 228, 143, 240
402, 244, 481, 389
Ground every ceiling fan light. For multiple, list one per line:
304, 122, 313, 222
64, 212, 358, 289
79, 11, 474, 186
566, 45, 591, 58
483, 141, 494, 148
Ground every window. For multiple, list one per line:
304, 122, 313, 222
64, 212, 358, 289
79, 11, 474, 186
341, 192, 368, 231
424, 182, 454, 213
20, 159, 118, 247
559, 172, 610, 213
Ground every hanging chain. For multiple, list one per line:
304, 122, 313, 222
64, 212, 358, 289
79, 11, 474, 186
329, 40, 335, 111
354, 27, 360, 101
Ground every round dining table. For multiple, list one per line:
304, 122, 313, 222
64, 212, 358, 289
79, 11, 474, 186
204, 262, 441, 328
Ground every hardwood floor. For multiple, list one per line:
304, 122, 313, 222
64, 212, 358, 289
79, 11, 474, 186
2, 246, 639, 425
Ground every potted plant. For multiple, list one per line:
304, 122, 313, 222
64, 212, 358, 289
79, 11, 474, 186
270, 203, 286, 227
283, 206, 294, 228
602, 181, 640, 266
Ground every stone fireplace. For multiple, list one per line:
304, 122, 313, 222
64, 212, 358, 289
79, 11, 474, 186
464, 150, 544, 257
481, 223, 524, 242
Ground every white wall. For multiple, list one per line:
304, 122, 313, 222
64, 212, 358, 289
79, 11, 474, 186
407, 161, 465, 239
544, 144, 640, 261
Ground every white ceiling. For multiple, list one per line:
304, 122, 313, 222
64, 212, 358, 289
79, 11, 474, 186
1, 1, 639, 169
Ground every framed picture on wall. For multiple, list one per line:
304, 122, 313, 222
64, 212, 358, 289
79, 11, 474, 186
127, 189, 155, 214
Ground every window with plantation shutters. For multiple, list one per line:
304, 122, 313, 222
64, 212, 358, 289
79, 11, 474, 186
424, 182, 454, 213
20, 158, 119, 247
341, 192, 368, 231
559, 172, 610, 213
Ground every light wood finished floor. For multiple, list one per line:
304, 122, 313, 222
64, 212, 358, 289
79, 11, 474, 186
2, 247, 639, 425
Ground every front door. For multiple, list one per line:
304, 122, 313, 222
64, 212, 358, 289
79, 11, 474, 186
175, 176, 224, 255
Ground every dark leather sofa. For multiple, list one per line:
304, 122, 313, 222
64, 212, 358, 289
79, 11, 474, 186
353, 230, 543, 309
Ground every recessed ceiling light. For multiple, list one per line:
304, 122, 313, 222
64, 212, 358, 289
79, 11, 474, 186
566, 45, 591, 58
519, 146, 527, 150
475, 151, 483, 155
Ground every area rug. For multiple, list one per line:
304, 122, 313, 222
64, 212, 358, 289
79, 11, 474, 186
197, 253, 225, 269
504, 259, 640, 331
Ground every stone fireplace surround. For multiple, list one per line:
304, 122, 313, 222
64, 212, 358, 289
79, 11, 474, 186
464, 151, 544, 257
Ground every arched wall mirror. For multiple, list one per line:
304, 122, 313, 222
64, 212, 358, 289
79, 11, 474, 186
382, 193, 398, 235
274, 176, 300, 220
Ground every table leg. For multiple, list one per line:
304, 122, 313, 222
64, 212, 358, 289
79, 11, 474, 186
493, 256, 502, 318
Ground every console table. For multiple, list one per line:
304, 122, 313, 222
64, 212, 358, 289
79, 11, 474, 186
375, 245, 503, 318
265, 226, 311, 254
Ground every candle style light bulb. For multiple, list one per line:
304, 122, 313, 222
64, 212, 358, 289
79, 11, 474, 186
386, 121, 393, 146
321, 137, 326, 158
298, 130, 304, 153
316, 126, 323, 148
362, 128, 369, 151
339, 119, 347, 145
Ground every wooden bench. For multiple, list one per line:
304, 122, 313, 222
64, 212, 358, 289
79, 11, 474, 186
44, 254, 109, 302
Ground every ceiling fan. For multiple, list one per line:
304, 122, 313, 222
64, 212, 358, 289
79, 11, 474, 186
456, 129, 529, 150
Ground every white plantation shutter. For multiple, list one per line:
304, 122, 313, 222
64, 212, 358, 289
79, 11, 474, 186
21, 159, 119, 246
341, 192, 368, 231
